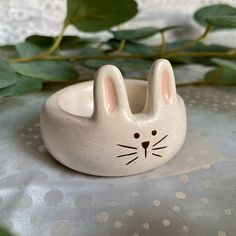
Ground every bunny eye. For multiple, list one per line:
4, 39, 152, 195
134, 133, 140, 139
152, 130, 157, 136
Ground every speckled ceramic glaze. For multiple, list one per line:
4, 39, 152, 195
40, 59, 187, 176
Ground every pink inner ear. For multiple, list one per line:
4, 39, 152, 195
161, 69, 171, 104
104, 77, 117, 112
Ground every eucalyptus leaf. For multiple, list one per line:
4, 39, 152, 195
76, 47, 104, 56
60, 46, 104, 58
0, 45, 16, 51
194, 4, 236, 29
0, 75, 42, 97
190, 44, 233, 66
165, 40, 205, 64
83, 59, 151, 70
165, 40, 233, 65
0, 60, 16, 89
211, 58, 236, 70
158, 25, 181, 32
166, 40, 232, 53
202, 44, 232, 52
206, 16, 236, 28
26, 35, 93, 49
16, 42, 44, 57
108, 39, 159, 55
0, 227, 14, 236
10, 61, 79, 81
112, 26, 180, 40
0, 45, 18, 59
204, 67, 236, 84
60, 36, 94, 49
165, 39, 205, 51
112, 27, 160, 40
64, 0, 138, 32
25, 35, 54, 47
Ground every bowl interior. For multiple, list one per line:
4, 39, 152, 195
58, 80, 147, 117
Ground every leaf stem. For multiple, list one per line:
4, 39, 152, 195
164, 23, 212, 57
117, 39, 126, 53
17, 50, 236, 61
160, 32, 166, 55
10, 50, 236, 63
165, 51, 236, 58
42, 24, 69, 56
176, 80, 236, 87
11, 24, 69, 63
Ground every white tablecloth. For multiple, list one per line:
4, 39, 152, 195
0, 65, 236, 236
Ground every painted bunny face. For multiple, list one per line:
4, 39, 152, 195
116, 129, 168, 166
91, 59, 186, 169
40, 59, 186, 176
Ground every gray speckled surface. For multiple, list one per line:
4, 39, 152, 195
0, 66, 236, 236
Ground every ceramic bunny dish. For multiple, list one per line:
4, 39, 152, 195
40, 59, 187, 176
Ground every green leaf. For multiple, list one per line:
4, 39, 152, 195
25, 35, 94, 49
194, 4, 236, 29
211, 58, 236, 70
64, 0, 138, 32
158, 25, 181, 32
66, 47, 104, 56
111, 26, 180, 40
165, 40, 204, 64
206, 16, 236, 28
0, 227, 14, 236
108, 39, 159, 55
83, 59, 151, 70
0, 45, 18, 59
204, 67, 236, 84
201, 44, 232, 52
0, 60, 16, 89
16, 42, 44, 57
60, 46, 104, 58
192, 44, 233, 66
25, 35, 54, 47
10, 61, 79, 81
165, 40, 233, 66
0, 74, 42, 97
0, 45, 16, 51
165, 39, 204, 51
60, 36, 93, 49
112, 27, 160, 40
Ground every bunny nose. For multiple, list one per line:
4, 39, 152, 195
142, 141, 150, 149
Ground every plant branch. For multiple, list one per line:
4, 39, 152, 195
164, 23, 212, 56
42, 79, 236, 88
42, 24, 69, 56
165, 50, 236, 58
160, 32, 166, 55
10, 50, 236, 63
11, 24, 69, 63
117, 39, 126, 53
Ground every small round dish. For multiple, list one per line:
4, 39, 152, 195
40, 59, 187, 176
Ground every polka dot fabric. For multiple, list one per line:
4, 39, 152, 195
0, 69, 236, 236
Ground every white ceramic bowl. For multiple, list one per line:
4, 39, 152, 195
40, 59, 187, 176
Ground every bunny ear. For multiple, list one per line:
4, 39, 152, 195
92, 65, 131, 119
143, 59, 177, 114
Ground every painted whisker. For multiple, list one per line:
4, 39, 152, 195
117, 144, 137, 150
152, 153, 162, 157
126, 156, 139, 165
117, 152, 137, 158
152, 146, 167, 150
153, 135, 168, 147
